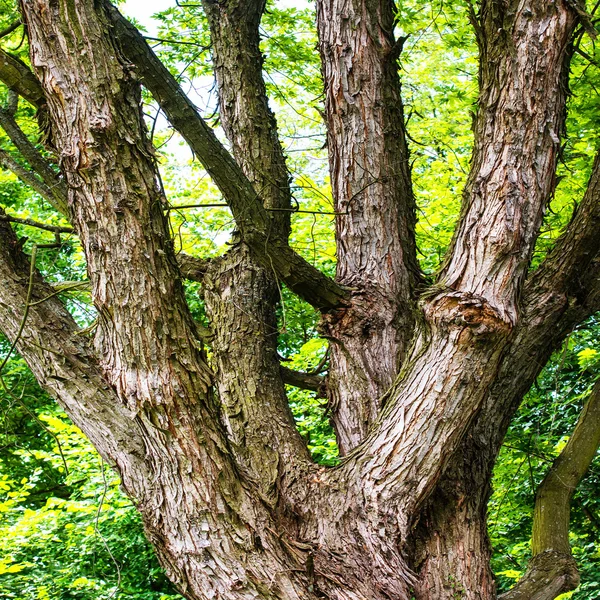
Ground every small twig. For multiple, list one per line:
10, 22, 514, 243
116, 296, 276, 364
95, 459, 122, 598
28, 280, 89, 307
166, 203, 229, 211
144, 36, 209, 50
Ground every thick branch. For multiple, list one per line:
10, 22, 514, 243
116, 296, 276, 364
201, 0, 292, 237
533, 381, 600, 554
280, 365, 325, 396
500, 382, 600, 600
316, 0, 421, 451
0, 48, 45, 108
327, 1, 580, 541
200, 0, 313, 497
0, 106, 67, 213
439, 2, 577, 324
19, 4, 324, 597
103, 0, 347, 311
0, 108, 210, 284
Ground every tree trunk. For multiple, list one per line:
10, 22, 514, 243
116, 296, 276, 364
316, 0, 421, 453
0, 0, 596, 599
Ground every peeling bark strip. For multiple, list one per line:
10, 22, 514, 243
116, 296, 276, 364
0, 0, 597, 599
316, 0, 421, 453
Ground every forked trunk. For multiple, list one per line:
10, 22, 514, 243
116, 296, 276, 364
0, 0, 593, 599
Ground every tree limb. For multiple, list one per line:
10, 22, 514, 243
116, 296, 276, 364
0, 41, 211, 285
198, 0, 315, 497
201, 0, 292, 237
315, 0, 422, 453
499, 381, 600, 600
0, 106, 67, 213
0, 48, 45, 108
103, 0, 347, 311
0, 21, 21, 40
0, 147, 61, 203
280, 366, 325, 396
0, 211, 73, 233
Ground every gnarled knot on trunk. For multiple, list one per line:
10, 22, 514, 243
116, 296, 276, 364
425, 291, 513, 337
319, 285, 408, 340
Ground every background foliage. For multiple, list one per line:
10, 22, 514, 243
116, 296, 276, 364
0, 0, 598, 597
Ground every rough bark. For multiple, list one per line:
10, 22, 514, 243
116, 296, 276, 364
200, 0, 311, 499
412, 144, 600, 600
201, 0, 291, 238
316, 0, 420, 453
439, 1, 575, 325
0, 0, 597, 599
17, 3, 319, 599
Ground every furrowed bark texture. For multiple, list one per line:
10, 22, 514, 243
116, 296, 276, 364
316, 0, 420, 453
201, 0, 311, 499
202, 0, 291, 238
18, 3, 321, 599
440, 0, 575, 324
2, 0, 598, 599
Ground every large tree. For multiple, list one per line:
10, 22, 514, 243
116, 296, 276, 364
0, 0, 599, 599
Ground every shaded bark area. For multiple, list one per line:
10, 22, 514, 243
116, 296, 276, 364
200, 0, 312, 498
411, 444, 496, 600
316, 0, 420, 453
204, 244, 311, 504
